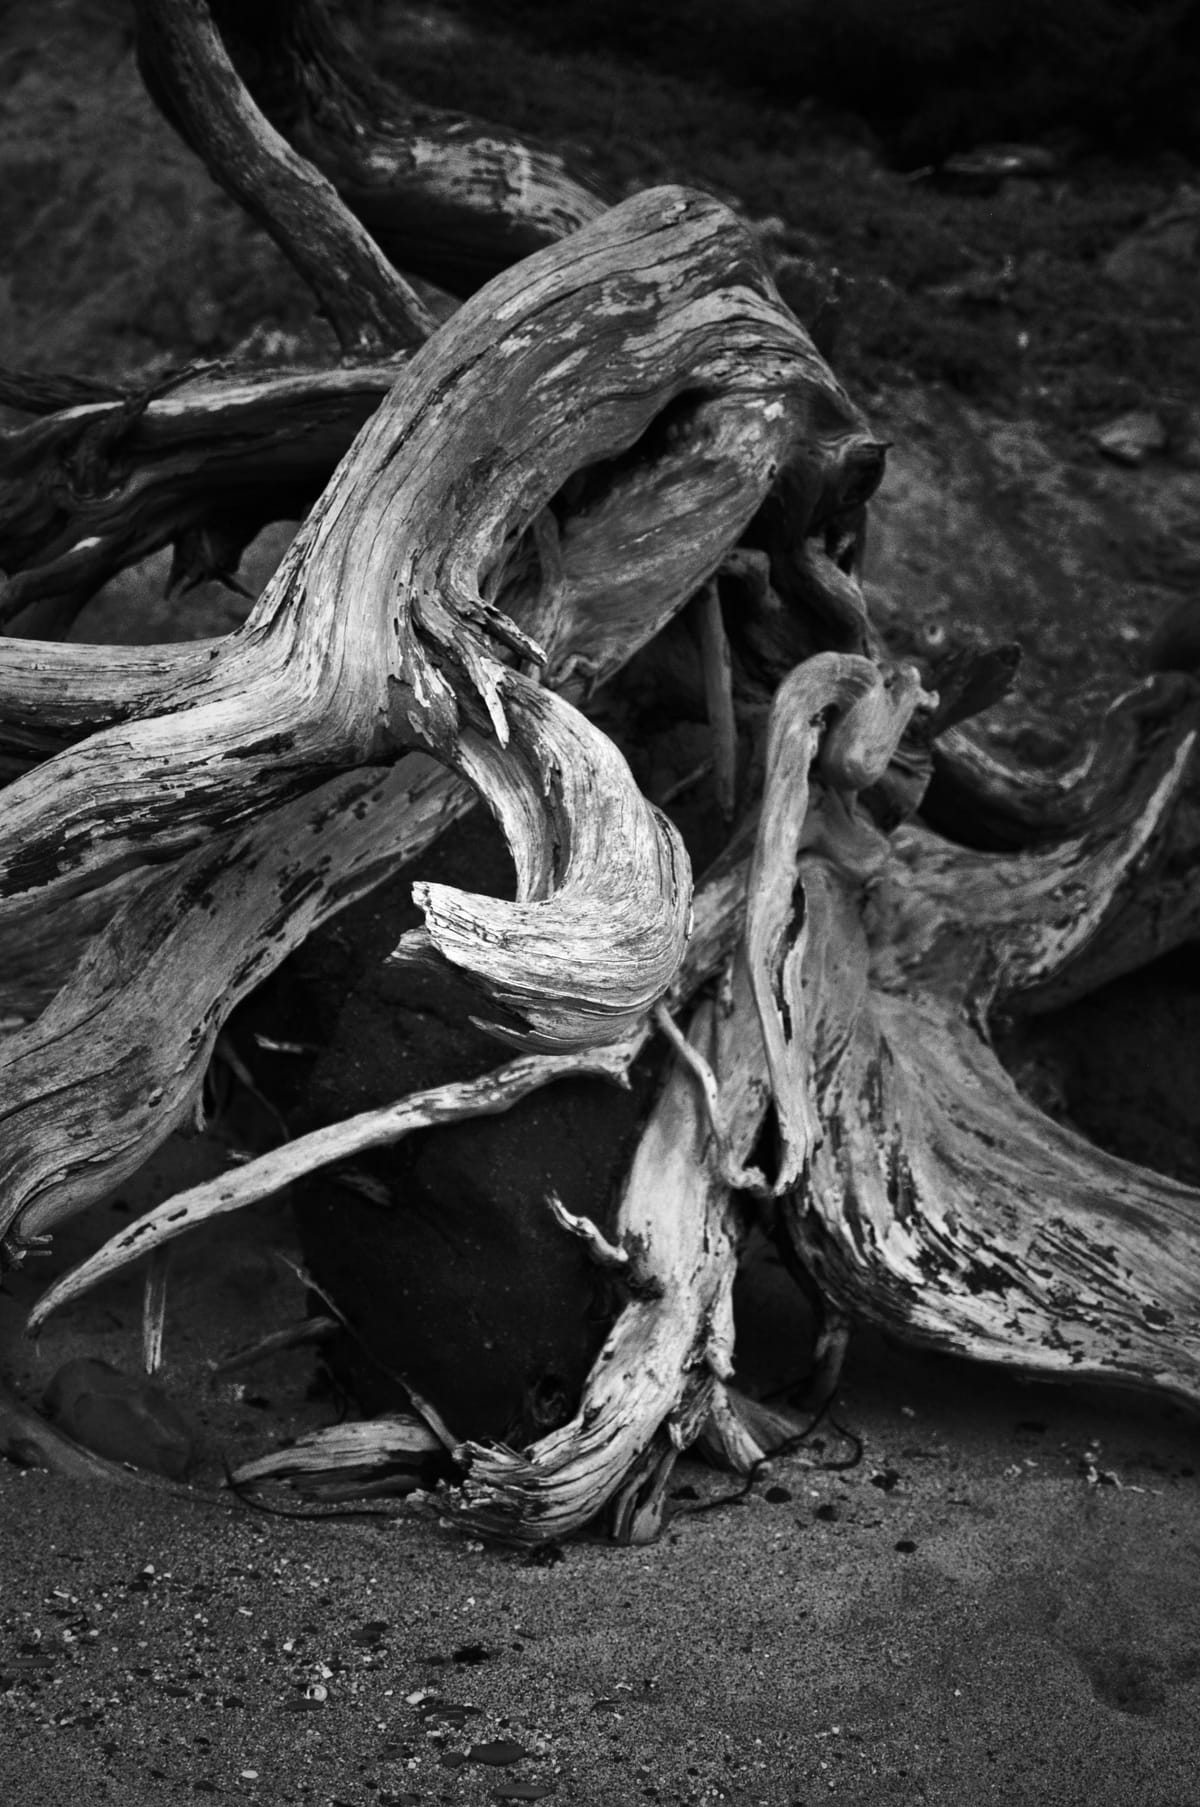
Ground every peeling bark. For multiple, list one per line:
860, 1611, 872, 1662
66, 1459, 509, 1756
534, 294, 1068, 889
232, 1415, 450, 1500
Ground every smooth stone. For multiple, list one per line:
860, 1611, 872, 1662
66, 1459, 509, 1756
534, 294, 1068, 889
42, 1357, 196, 1479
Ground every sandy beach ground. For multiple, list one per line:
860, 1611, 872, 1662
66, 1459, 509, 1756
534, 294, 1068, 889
2, 1172, 1198, 1807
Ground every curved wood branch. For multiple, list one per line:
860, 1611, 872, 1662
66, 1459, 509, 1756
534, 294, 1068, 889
1, 756, 470, 1252
783, 857, 1200, 1408
134, 0, 434, 354
0, 362, 396, 643
19, 819, 756, 1317
24, 1036, 638, 1316
0, 187, 866, 997
445, 993, 751, 1546
2, 189, 877, 1269
924, 671, 1200, 852
875, 677, 1200, 1011
740, 653, 932, 1191
19, 820, 759, 1313
190, 0, 610, 297
395, 678, 691, 1049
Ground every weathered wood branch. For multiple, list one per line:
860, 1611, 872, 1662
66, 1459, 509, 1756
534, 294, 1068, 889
2, 186, 878, 1264
461, 659, 1200, 1532
25, 1037, 638, 1315
231, 1415, 449, 1501
0, 361, 397, 642
925, 671, 1200, 851
1, 0, 616, 638
6, 0, 1200, 1544
871, 676, 1200, 1009
21, 817, 758, 1312
2, 186, 859, 917
767, 670, 1200, 1410
21, 640, 1200, 1530
785, 855, 1200, 1408
133, 0, 434, 354
174, 0, 611, 297
445, 994, 752, 1546
2, 757, 469, 1251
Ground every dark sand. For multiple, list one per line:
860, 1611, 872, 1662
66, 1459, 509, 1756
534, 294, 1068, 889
2, 1172, 1198, 1807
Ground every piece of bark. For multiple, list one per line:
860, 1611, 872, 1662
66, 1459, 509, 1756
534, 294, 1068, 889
232, 1414, 449, 1498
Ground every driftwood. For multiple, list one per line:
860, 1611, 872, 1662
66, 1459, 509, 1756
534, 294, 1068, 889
4, 0, 1200, 1541
0, 362, 398, 641
145, 0, 611, 299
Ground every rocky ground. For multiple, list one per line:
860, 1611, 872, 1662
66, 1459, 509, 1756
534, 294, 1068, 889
3, 2, 1200, 1802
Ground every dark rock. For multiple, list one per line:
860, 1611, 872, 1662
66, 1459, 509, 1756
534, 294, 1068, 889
467, 1739, 528, 1766
1104, 186, 1200, 307
1093, 410, 1168, 467
42, 1357, 195, 1479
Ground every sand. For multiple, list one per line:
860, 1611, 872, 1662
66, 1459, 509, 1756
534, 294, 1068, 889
2, 1170, 1198, 1807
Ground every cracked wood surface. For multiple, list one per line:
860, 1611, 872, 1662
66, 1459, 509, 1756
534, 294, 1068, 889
4, 0, 1200, 1543
189, 0, 609, 297
1, 184, 874, 1259
135, 0, 434, 354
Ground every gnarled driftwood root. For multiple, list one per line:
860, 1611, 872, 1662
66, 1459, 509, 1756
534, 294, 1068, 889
5, 0, 1200, 1543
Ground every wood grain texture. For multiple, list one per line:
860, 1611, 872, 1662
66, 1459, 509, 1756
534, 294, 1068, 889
2, 184, 872, 1259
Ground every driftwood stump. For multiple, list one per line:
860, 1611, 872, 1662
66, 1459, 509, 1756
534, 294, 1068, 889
2, 0, 1198, 1544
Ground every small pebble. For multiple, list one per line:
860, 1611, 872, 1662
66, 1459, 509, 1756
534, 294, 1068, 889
469, 1739, 528, 1767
